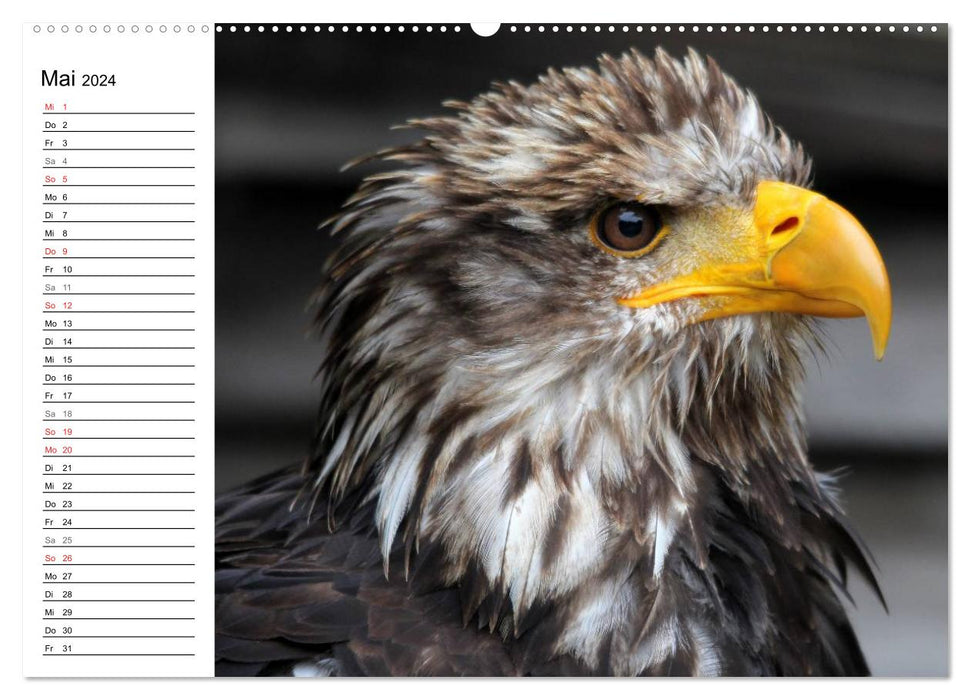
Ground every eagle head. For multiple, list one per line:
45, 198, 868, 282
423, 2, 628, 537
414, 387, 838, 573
308, 48, 891, 673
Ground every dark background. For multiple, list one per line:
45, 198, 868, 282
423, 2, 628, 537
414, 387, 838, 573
215, 25, 948, 676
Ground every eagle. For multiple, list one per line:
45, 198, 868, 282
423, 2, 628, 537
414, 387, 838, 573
215, 48, 892, 677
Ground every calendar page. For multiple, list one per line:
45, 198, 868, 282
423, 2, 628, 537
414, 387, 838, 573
19, 18, 950, 682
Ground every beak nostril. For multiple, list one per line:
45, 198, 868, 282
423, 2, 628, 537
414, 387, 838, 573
771, 217, 800, 237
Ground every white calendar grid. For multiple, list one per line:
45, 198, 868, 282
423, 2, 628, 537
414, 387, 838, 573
21, 24, 214, 678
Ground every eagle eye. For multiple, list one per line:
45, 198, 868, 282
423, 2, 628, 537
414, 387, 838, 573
591, 202, 665, 258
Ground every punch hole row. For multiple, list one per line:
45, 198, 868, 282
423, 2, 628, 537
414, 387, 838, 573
503, 24, 939, 34
211, 24, 940, 35
215, 25, 464, 33
31, 23, 942, 35
34, 24, 209, 34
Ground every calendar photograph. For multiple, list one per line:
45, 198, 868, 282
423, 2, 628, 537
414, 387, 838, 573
208, 24, 948, 677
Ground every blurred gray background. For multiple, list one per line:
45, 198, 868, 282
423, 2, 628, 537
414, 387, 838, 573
215, 25, 948, 676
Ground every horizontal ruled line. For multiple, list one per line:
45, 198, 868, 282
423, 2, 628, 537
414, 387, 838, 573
43, 401, 195, 404
43, 654, 196, 657
47, 358, 195, 368
43, 166, 195, 169
43, 275, 195, 278
43, 328, 196, 331
43, 382, 195, 385
43, 437, 194, 440
43, 545, 195, 548
43, 310, 196, 312
45, 238, 197, 241
43, 130, 196, 133
43, 418, 196, 423
43, 490, 195, 493
44, 184, 195, 187
44, 420, 193, 423
43, 581, 194, 583
41, 474, 195, 476
41, 580, 195, 586
43, 202, 195, 205
43, 293, 196, 296
43, 563, 195, 566
42, 222, 195, 224
41, 347, 196, 350
43, 148, 195, 151
44, 528, 195, 530
40, 454, 194, 457
43, 635, 196, 639
43, 111, 196, 115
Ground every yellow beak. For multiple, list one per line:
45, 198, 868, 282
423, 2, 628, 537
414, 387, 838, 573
618, 181, 892, 359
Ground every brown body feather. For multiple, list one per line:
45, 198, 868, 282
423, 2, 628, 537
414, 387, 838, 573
216, 461, 878, 675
